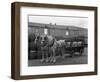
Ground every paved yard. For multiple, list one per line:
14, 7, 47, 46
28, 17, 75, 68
28, 55, 87, 66
28, 48, 88, 66
28, 48, 87, 66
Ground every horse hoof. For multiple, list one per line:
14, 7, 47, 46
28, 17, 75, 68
62, 56, 65, 59
41, 59, 44, 62
53, 59, 56, 63
50, 59, 53, 63
46, 59, 49, 62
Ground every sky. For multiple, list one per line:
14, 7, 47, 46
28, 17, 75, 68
28, 15, 88, 28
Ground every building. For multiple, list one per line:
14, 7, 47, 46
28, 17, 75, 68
28, 22, 88, 59
28, 22, 88, 40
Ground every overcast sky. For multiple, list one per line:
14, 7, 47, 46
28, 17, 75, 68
28, 15, 88, 28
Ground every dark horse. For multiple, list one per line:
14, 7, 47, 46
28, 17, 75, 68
28, 33, 36, 59
28, 33, 42, 59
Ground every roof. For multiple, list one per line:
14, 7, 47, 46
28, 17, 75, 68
28, 22, 87, 31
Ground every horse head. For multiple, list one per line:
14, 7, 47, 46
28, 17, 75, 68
40, 35, 48, 47
34, 34, 41, 44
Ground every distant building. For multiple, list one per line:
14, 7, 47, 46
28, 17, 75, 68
28, 22, 88, 40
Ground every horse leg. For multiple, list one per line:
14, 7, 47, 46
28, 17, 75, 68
62, 49, 65, 59
49, 48, 53, 62
71, 50, 74, 57
41, 50, 45, 62
46, 50, 49, 62
48, 48, 51, 62
49, 50, 52, 62
80, 48, 84, 56
52, 49, 56, 63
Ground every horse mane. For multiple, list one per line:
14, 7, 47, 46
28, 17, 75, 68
46, 35, 56, 47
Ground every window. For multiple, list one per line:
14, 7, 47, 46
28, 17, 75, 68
65, 31, 69, 36
44, 28, 48, 35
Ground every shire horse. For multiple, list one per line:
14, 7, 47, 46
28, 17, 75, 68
56, 40, 66, 59
40, 34, 66, 63
40, 34, 56, 62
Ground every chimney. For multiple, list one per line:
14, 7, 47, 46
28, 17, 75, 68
50, 23, 52, 25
